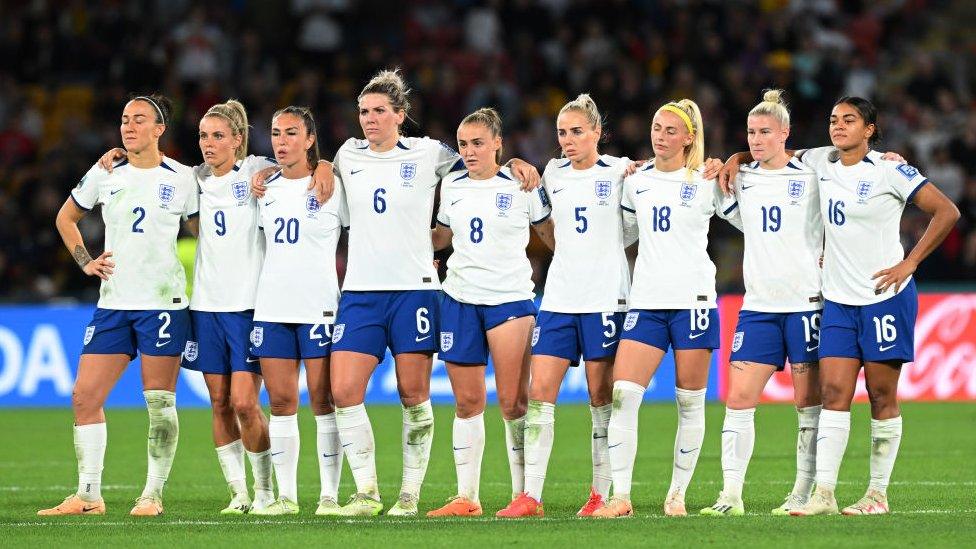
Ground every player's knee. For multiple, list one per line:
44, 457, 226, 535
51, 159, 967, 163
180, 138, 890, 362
71, 389, 100, 418
308, 394, 335, 416
819, 379, 850, 407
498, 395, 527, 419
867, 385, 898, 416
210, 392, 233, 416
454, 392, 486, 418
725, 388, 760, 410
330, 378, 365, 408
229, 393, 259, 418
587, 384, 612, 408
268, 396, 298, 417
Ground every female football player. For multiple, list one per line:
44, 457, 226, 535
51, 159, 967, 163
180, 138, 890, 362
43, 94, 197, 517
426, 107, 553, 518
593, 99, 741, 518
699, 90, 824, 517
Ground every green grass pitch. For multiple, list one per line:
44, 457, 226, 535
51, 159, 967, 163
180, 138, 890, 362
1, 402, 974, 547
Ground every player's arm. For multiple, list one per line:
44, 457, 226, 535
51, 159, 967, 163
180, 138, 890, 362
532, 217, 555, 251
97, 148, 127, 172
184, 216, 200, 237
431, 224, 453, 251
872, 183, 960, 293
55, 198, 114, 280
505, 158, 541, 191
309, 159, 334, 203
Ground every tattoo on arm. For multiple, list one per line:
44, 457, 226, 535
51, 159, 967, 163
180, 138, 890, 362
792, 362, 812, 375
72, 245, 92, 268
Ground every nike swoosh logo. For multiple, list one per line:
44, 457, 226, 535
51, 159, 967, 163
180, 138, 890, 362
351, 169, 364, 175
879, 344, 896, 352
741, 185, 754, 190
816, 437, 827, 442
820, 177, 831, 181
592, 434, 607, 440
318, 341, 329, 347
110, 189, 122, 195
806, 345, 819, 352
155, 340, 170, 347
453, 446, 471, 451
407, 441, 425, 446
511, 447, 523, 452
608, 443, 622, 449
415, 335, 431, 342
82, 505, 99, 512
245, 358, 259, 363
341, 443, 352, 448
601, 341, 616, 348
322, 453, 338, 458
451, 199, 463, 205
551, 188, 564, 194
636, 188, 651, 194
271, 451, 284, 456
679, 447, 699, 454
263, 200, 276, 206
721, 430, 737, 434
688, 332, 705, 340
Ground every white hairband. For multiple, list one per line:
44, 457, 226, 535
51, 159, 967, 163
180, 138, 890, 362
133, 96, 165, 124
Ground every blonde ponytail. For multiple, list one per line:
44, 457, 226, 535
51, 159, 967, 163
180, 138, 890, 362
205, 99, 250, 160
559, 93, 603, 130
656, 99, 704, 177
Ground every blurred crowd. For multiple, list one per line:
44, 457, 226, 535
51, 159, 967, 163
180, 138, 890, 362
1, 0, 975, 303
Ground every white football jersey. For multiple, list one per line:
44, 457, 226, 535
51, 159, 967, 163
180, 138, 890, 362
191, 155, 276, 312
539, 155, 631, 313
437, 168, 551, 305
734, 160, 824, 312
799, 147, 929, 306
70, 159, 198, 310
253, 172, 347, 324
333, 136, 464, 291
621, 164, 739, 310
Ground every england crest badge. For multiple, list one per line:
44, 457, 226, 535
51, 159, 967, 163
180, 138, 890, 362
306, 194, 321, 214
250, 326, 264, 347
183, 341, 199, 362
83, 326, 95, 345
788, 179, 805, 201
679, 182, 697, 205
496, 193, 513, 213
624, 312, 639, 331
400, 162, 417, 186
857, 180, 873, 203
595, 180, 612, 203
440, 332, 454, 352
732, 331, 744, 352
331, 324, 345, 343
158, 183, 176, 205
232, 181, 249, 202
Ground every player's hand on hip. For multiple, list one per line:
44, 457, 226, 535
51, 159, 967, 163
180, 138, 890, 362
98, 148, 127, 172
250, 167, 276, 198
309, 160, 335, 203
83, 251, 115, 281
872, 258, 918, 294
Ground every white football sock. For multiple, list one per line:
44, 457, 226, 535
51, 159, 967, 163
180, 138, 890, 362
141, 390, 179, 499
815, 409, 851, 492
335, 404, 379, 498
215, 439, 247, 498
590, 404, 613, 499
400, 400, 434, 498
453, 413, 485, 503
720, 407, 755, 499
246, 448, 274, 501
668, 387, 706, 496
75, 423, 106, 502
503, 415, 527, 498
868, 416, 902, 495
523, 400, 555, 501
608, 380, 645, 499
315, 413, 343, 501
793, 405, 821, 496
268, 414, 300, 503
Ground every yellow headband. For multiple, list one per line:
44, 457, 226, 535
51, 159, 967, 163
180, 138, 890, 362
659, 104, 694, 135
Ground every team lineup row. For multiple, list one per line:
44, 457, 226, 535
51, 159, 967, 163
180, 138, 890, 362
41, 68, 959, 519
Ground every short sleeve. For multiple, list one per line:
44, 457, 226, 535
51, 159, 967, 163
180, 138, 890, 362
432, 139, 465, 178
714, 181, 742, 231
183, 172, 200, 219
436, 186, 451, 227
70, 163, 104, 211
334, 175, 350, 228
620, 176, 636, 213
246, 154, 278, 173
529, 187, 552, 224
795, 146, 832, 171
884, 162, 929, 203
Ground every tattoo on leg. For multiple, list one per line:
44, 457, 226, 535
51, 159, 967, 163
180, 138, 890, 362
731, 361, 745, 371
792, 362, 811, 375
72, 245, 93, 268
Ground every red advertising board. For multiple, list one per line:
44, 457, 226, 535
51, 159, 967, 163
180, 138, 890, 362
717, 293, 976, 402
